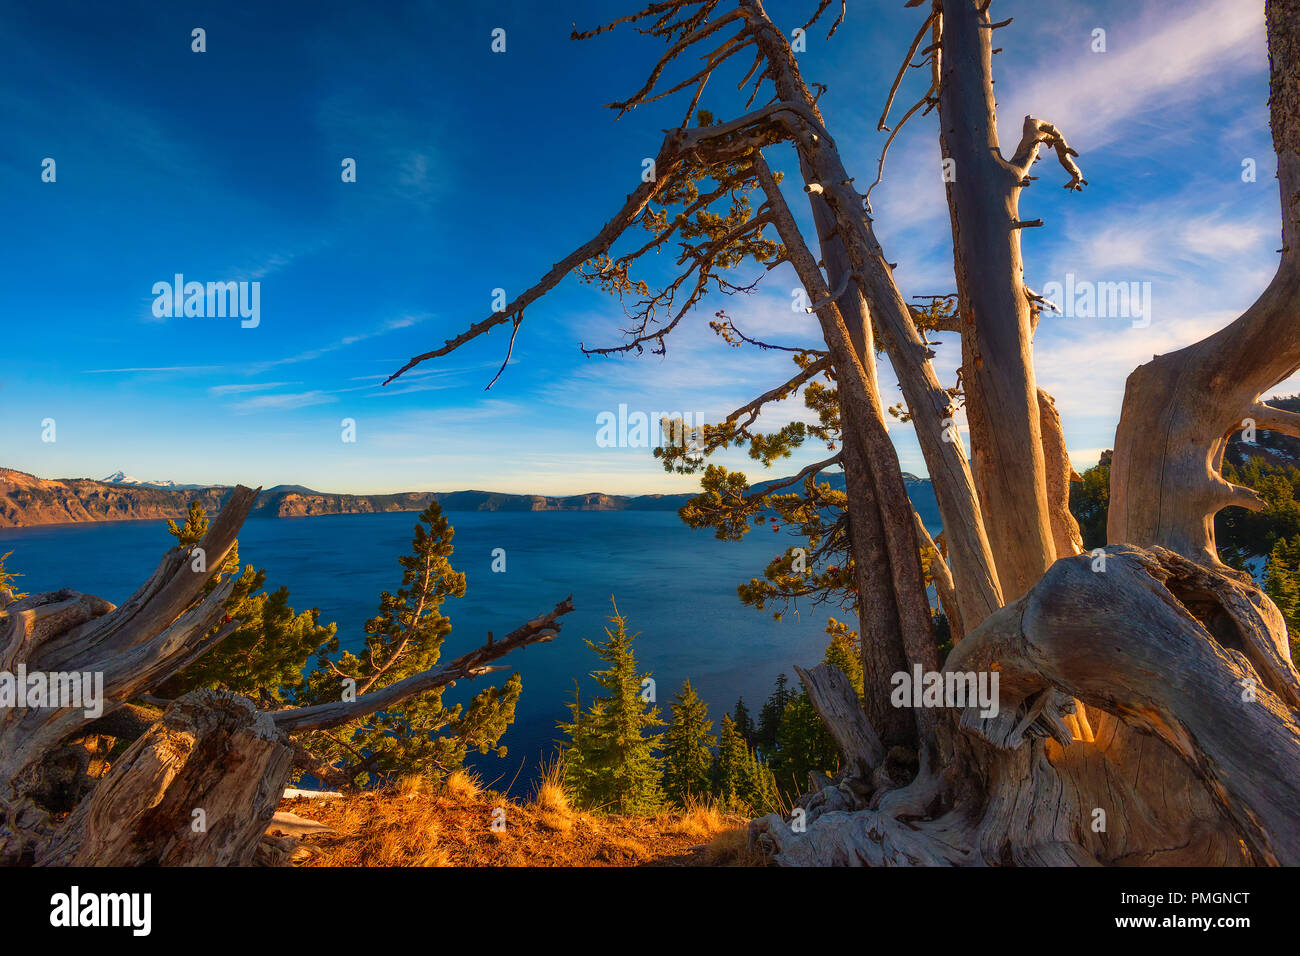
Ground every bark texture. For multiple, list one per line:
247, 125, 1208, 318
747, 0, 1300, 867
938, 0, 1061, 601
39, 691, 293, 866
754, 546, 1300, 866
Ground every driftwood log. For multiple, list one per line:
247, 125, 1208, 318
0, 486, 573, 866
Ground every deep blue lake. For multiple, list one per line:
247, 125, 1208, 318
0, 510, 847, 793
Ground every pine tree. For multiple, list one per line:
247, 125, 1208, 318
822, 618, 864, 698
1068, 458, 1111, 551
298, 501, 522, 788
731, 697, 756, 747
1265, 536, 1300, 662
712, 713, 779, 814
662, 680, 715, 805
161, 500, 334, 706
771, 692, 841, 800
756, 673, 794, 754
556, 601, 664, 814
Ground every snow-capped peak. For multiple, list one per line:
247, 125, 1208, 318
101, 471, 181, 489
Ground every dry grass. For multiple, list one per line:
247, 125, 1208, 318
396, 774, 432, 799
663, 795, 726, 840
285, 775, 761, 867
701, 824, 769, 866
441, 769, 481, 803
532, 758, 572, 814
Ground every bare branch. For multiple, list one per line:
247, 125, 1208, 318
1010, 115, 1088, 191
383, 172, 675, 386
749, 453, 843, 499
485, 314, 523, 391
803, 0, 847, 39
1250, 401, 1300, 438
607, 8, 750, 114
877, 12, 937, 131
721, 357, 832, 434
273, 597, 576, 733
713, 311, 828, 354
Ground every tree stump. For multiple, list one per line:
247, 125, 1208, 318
39, 690, 293, 867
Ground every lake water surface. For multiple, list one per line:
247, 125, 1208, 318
0, 510, 845, 791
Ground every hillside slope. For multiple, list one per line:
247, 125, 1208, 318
0, 468, 693, 528
0, 466, 942, 530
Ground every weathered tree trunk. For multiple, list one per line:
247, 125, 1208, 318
39, 690, 294, 866
1038, 390, 1084, 560
795, 662, 883, 776
936, 0, 1085, 596
755, 545, 1300, 866
838, 424, 918, 746
0, 486, 258, 862
747, 1, 1006, 631
750, 0, 1300, 867
754, 155, 938, 749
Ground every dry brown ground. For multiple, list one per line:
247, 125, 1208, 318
279, 772, 767, 867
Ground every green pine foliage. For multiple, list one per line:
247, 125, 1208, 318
1265, 537, 1300, 662
770, 692, 840, 799
0, 551, 24, 599
556, 602, 665, 815
662, 680, 716, 804
822, 617, 864, 696
1069, 455, 1111, 551
755, 673, 794, 754
1218, 459, 1300, 568
161, 500, 335, 706
712, 713, 780, 814
759, 619, 863, 801
731, 697, 756, 747
296, 502, 522, 788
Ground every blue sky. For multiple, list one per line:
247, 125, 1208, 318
0, 0, 1285, 495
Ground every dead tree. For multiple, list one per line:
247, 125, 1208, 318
388, 0, 1300, 865
0, 486, 573, 865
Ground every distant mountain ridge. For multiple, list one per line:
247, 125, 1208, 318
0, 466, 940, 530
100, 471, 215, 490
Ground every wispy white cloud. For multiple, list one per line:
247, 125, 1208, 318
1000, 0, 1264, 151
246, 313, 432, 371
231, 390, 339, 413
84, 365, 222, 374
208, 381, 299, 397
